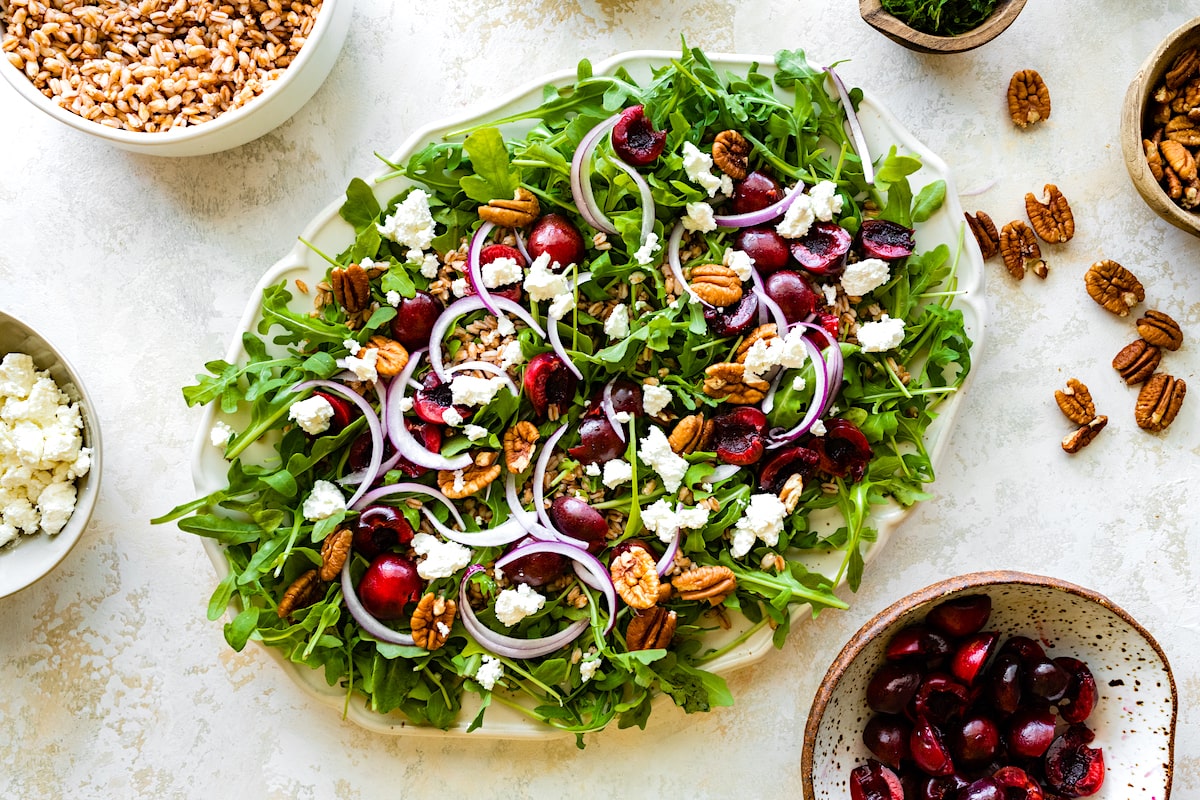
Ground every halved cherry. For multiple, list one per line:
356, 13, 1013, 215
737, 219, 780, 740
1005, 704, 1056, 759
413, 372, 472, 425
709, 407, 769, 466
886, 624, 952, 666
313, 390, 355, 433
858, 219, 915, 260
353, 504, 416, 559
911, 673, 969, 726
910, 719, 955, 776
472, 243, 525, 303
790, 221, 852, 276
1054, 656, 1098, 724
584, 378, 642, 418
611, 104, 667, 166
811, 418, 872, 482
850, 760, 905, 800
704, 292, 760, 337
986, 653, 1022, 715
757, 444, 820, 493
394, 420, 442, 478
992, 767, 1044, 800
867, 662, 923, 715
523, 351, 578, 417
567, 416, 624, 465
1043, 725, 1105, 797
951, 631, 999, 686
863, 715, 911, 769
927, 594, 992, 638
764, 270, 819, 323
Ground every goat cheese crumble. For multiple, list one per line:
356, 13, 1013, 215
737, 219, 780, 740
642, 384, 672, 416
841, 258, 890, 297
601, 458, 633, 489
450, 375, 510, 407
302, 480, 345, 521
681, 141, 723, 197
494, 583, 546, 626
345, 348, 379, 383
377, 188, 436, 250
463, 424, 488, 442
475, 655, 503, 691
288, 394, 334, 435
411, 533, 472, 579
482, 256, 523, 289
729, 493, 788, 558
776, 192, 815, 238
682, 201, 717, 233
523, 253, 570, 300
638, 427, 689, 493
809, 180, 844, 222
633, 232, 660, 265
209, 420, 235, 448
604, 304, 630, 339
857, 314, 906, 352
639, 498, 710, 543
724, 248, 755, 282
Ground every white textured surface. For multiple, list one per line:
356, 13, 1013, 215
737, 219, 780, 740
0, 1, 1197, 797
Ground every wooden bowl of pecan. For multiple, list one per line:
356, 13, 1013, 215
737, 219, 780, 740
1122, 17, 1200, 237
858, 0, 1028, 55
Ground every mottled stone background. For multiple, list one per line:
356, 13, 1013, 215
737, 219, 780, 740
1, 1, 1197, 797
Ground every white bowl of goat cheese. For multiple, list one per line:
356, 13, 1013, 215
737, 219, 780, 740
0, 310, 102, 599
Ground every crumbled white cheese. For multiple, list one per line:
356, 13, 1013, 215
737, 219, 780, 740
604, 304, 630, 339
639, 498, 709, 543
791, 375, 807, 392
584, 462, 602, 477
499, 340, 524, 368
742, 327, 812, 381
809, 180, 844, 222
436, 621, 451, 637
411, 533, 472, 579
776, 192, 815, 238
398, 396, 414, 413
343, 338, 362, 356
601, 459, 633, 489
475, 655, 503, 691
633, 232, 660, 266
463, 424, 489, 442
494, 583, 546, 626
579, 655, 601, 682
614, 411, 632, 424
841, 258, 891, 297
810, 419, 827, 437
450, 278, 469, 298
377, 188, 437, 250
548, 290, 576, 320
642, 384, 672, 416
209, 420, 235, 448
288, 394, 334, 435
442, 408, 464, 427
452, 469, 465, 493
406, 249, 440, 279
450, 374, 510, 407
720, 173, 734, 196
724, 248, 755, 282
302, 480, 346, 521
345, 348, 379, 383
386, 290, 401, 307
822, 284, 838, 306
496, 313, 515, 337
857, 314, 906, 352
682, 201, 717, 233
523, 252, 570, 300
681, 141, 723, 197
638, 426, 689, 493
482, 256, 523, 289
730, 493, 788, 559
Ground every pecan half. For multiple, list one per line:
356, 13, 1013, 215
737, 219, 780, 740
1054, 378, 1096, 426
712, 130, 751, 179
611, 547, 660, 610
1024, 184, 1075, 243
1160, 139, 1197, 181
779, 472, 805, 514
1007, 69, 1051, 128
1135, 373, 1187, 432
366, 335, 410, 378
964, 210, 999, 260
502, 421, 539, 473
668, 413, 707, 454
277, 569, 323, 618
672, 566, 737, 605
735, 323, 779, 363
1085, 260, 1144, 317
330, 263, 371, 314
437, 456, 502, 499
689, 263, 743, 307
703, 362, 770, 404
318, 528, 353, 582
1145, 139, 1165, 182
1062, 416, 1107, 454
998, 221, 1044, 280
477, 187, 540, 227
1113, 339, 1161, 385
1165, 115, 1200, 146
1164, 165, 1184, 199
626, 606, 677, 651
411, 593, 457, 651
1165, 47, 1198, 90
1137, 310, 1184, 351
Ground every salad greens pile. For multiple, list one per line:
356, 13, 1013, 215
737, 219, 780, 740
880, 0, 1001, 37
155, 44, 972, 743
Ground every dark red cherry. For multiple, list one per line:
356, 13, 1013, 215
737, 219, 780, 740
812, 418, 873, 483
915, 775, 969, 800
503, 537, 569, 588
732, 170, 784, 215
734, 227, 790, 272
390, 290, 443, 351
393, 420, 442, 478
523, 351, 579, 417
1024, 659, 1070, 703
927, 595, 993, 638
413, 371, 472, 425
809, 310, 840, 343
763, 270, 819, 323
864, 714, 912, 769
549, 496, 608, 554
704, 291, 760, 337
756, 444, 820, 493
608, 538, 654, 563
1043, 725, 1105, 798
859, 219, 915, 260
951, 715, 1001, 766
611, 104, 667, 166
1000, 636, 1047, 665
357, 554, 422, 620
886, 624, 952, 666
986, 653, 1022, 715
527, 213, 585, 267
951, 632, 999, 686
586, 378, 642, 417
911, 673, 969, 726
867, 662, 924, 714
709, 406, 769, 466
957, 778, 1004, 800
347, 431, 397, 473
567, 416, 625, 465
352, 504, 416, 559
850, 760, 905, 800
1054, 657, 1098, 724
992, 767, 1045, 800
1005, 705, 1056, 759
790, 221, 852, 276
910, 719, 955, 776
312, 390, 355, 433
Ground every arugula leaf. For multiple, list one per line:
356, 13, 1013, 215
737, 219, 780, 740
339, 177, 382, 232
460, 127, 520, 203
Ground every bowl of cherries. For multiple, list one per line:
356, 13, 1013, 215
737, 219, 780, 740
801, 572, 1177, 800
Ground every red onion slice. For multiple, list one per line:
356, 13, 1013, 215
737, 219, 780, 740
292, 379, 383, 508
708, 464, 742, 483
503, 471, 559, 541
667, 221, 699, 302
600, 378, 626, 443
446, 360, 520, 394
547, 318, 582, 380
383, 350, 472, 471
498, 540, 616, 634
513, 229, 531, 262
655, 529, 680, 578
713, 181, 805, 228
466, 220, 501, 316
532, 423, 569, 534
609, 155, 657, 245
824, 66, 875, 186
341, 556, 415, 647
419, 506, 526, 548
352, 481, 465, 530
765, 331, 833, 449
760, 367, 787, 415
751, 279, 790, 336
429, 295, 545, 381
569, 113, 622, 234
457, 568, 589, 659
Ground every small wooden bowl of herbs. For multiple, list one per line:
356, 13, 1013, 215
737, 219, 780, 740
859, 0, 1029, 54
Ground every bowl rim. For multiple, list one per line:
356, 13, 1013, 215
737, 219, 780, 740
858, 0, 1028, 54
0, 0, 342, 148
0, 308, 103, 599
800, 570, 1177, 800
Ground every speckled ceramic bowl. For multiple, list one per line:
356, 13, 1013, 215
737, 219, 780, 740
801, 572, 1176, 799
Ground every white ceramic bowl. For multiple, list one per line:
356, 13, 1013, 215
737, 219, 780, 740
0, 310, 102, 599
802, 571, 1176, 799
0, 0, 354, 157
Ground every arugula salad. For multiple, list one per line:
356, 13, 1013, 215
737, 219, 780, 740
156, 45, 973, 741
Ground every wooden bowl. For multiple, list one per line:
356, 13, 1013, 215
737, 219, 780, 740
859, 0, 1027, 54
801, 571, 1177, 800
1122, 17, 1200, 237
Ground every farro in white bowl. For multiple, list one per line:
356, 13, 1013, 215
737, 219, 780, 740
0, 0, 353, 156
